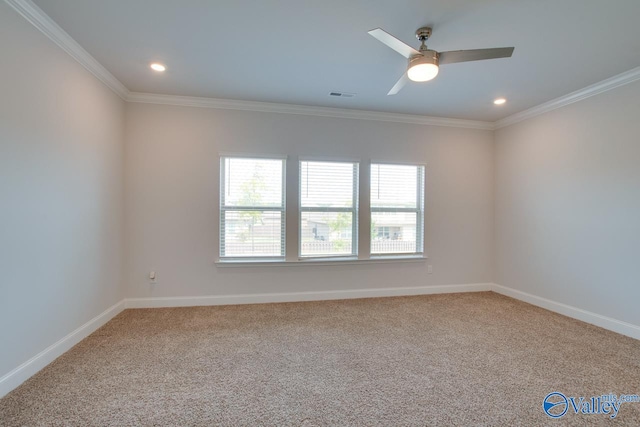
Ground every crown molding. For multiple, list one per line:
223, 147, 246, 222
126, 92, 495, 130
8, 0, 640, 130
4, 0, 129, 100
495, 66, 640, 129
4, 0, 491, 130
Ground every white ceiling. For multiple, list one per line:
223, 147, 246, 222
33, 0, 640, 121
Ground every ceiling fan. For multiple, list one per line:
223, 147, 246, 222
368, 27, 514, 95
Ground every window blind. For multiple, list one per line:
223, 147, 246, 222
370, 163, 424, 255
220, 157, 285, 259
299, 160, 359, 257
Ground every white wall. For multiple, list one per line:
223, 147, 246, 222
495, 80, 640, 326
124, 103, 494, 299
0, 3, 125, 378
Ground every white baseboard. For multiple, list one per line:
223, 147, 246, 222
124, 283, 494, 309
4, 283, 636, 400
0, 300, 125, 399
491, 283, 640, 340
0, 284, 489, 399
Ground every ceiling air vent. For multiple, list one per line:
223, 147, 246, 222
329, 92, 356, 98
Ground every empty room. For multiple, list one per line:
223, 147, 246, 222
1, 0, 639, 425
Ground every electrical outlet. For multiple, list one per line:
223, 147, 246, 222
428, 265, 433, 274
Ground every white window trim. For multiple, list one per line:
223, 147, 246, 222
215, 254, 426, 267
219, 155, 287, 261
298, 159, 359, 259
219, 152, 288, 160
216, 156, 428, 265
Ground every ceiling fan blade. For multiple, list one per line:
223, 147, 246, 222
387, 74, 409, 95
438, 47, 514, 64
368, 28, 420, 59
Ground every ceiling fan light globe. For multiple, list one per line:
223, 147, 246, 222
407, 63, 439, 82
407, 52, 439, 82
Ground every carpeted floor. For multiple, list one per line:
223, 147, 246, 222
1, 292, 639, 426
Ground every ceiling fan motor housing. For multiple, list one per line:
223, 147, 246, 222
410, 50, 439, 68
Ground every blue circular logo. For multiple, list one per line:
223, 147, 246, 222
543, 392, 568, 418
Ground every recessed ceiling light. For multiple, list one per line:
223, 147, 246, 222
494, 97, 507, 105
150, 63, 166, 72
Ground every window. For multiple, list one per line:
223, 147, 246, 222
217, 156, 425, 264
371, 163, 424, 255
300, 160, 359, 258
220, 156, 285, 259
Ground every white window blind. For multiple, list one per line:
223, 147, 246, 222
299, 160, 359, 258
220, 157, 285, 259
371, 163, 424, 255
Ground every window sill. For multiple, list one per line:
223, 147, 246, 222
215, 255, 427, 267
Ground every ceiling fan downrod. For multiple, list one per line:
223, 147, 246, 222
415, 27, 432, 51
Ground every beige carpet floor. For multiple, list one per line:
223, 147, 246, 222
1, 292, 639, 426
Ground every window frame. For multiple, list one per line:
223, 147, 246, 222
219, 154, 287, 261
298, 158, 360, 260
216, 155, 427, 266
370, 162, 425, 257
